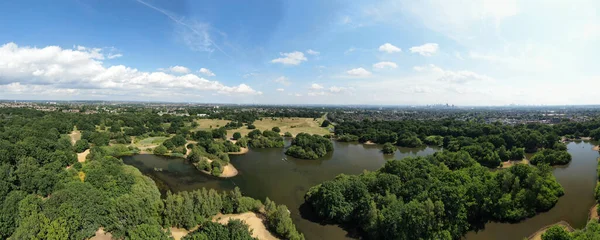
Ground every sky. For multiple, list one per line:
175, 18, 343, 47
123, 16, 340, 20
0, 0, 598, 106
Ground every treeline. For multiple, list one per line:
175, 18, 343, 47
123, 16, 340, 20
305, 152, 564, 239
334, 119, 579, 167
244, 129, 284, 149
285, 133, 333, 159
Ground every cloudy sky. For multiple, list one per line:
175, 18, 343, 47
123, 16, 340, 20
0, 0, 598, 105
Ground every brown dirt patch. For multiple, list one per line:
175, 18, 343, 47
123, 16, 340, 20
69, 129, 81, 145
590, 204, 598, 221
77, 149, 90, 162
363, 141, 376, 145
500, 158, 530, 169
89, 228, 113, 240
593, 145, 599, 151
213, 212, 279, 240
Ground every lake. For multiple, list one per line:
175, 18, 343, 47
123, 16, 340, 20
121, 140, 599, 240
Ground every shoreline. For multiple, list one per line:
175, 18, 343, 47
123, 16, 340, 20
196, 157, 239, 178
229, 147, 249, 155
527, 221, 574, 240
363, 141, 376, 145
593, 145, 599, 151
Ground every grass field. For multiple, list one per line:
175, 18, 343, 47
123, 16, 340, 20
194, 116, 330, 139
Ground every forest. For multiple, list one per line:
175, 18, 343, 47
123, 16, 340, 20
285, 133, 333, 159
0, 108, 303, 239
305, 153, 563, 239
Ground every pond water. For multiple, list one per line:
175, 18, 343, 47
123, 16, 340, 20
122, 140, 439, 240
121, 140, 599, 240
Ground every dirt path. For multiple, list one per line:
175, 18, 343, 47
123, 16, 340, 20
213, 212, 279, 240
77, 149, 90, 162
69, 129, 81, 145
500, 158, 530, 169
89, 228, 113, 240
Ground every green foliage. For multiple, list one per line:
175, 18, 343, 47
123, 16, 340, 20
247, 124, 256, 130
283, 132, 293, 137
382, 142, 396, 154
336, 134, 359, 142
285, 133, 333, 159
74, 139, 90, 153
530, 149, 572, 166
542, 226, 572, 240
305, 155, 564, 239
153, 145, 169, 155
264, 199, 305, 240
424, 135, 444, 146
272, 127, 281, 133
321, 120, 331, 127
232, 132, 242, 140
127, 224, 172, 240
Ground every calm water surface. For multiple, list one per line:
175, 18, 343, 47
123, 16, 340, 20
122, 140, 438, 240
122, 140, 599, 240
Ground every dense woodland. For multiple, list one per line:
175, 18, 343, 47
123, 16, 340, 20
285, 133, 333, 159
0, 108, 303, 239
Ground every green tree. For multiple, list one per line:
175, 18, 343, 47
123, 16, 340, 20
153, 145, 168, 155
542, 225, 572, 240
74, 139, 90, 153
233, 132, 242, 140
382, 142, 396, 154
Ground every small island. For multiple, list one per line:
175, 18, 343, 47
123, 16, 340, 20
285, 133, 333, 159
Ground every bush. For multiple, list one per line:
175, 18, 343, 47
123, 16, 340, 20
74, 139, 90, 153
321, 120, 331, 127
382, 142, 396, 154
232, 132, 242, 140
247, 124, 256, 129
272, 127, 281, 133
153, 145, 168, 155
284, 132, 293, 137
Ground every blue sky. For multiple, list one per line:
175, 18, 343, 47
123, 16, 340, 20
0, 0, 598, 105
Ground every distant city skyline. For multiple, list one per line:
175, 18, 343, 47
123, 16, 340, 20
0, 0, 598, 105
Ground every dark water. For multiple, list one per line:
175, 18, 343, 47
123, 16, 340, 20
466, 141, 600, 240
122, 140, 438, 239
121, 141, 599, 240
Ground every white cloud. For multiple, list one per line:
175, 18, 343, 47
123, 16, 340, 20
198, 68, 215, 77
306, 49, 320, 55
378, 43, 401, 53
107, 53, 123, 59
271, 51, 307, 65
273, 76, 291, 86
310, 83, 324, 90
413, 64, 493, 84
135, 0, 230, 57
373, 61, 398, 69
0, 42, 260, 98
308, 91, 327, 96
168, 66, 191, 74
410, 43, 439, 56
276, 88, 285, 92
346, 67, 372, 77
